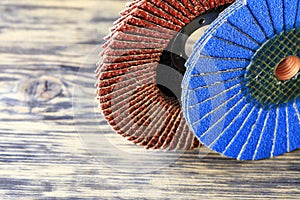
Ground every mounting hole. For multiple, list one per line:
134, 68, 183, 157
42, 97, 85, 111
199, 18, 206, 25
275, 55, 300, 81
185, 25, 210, 57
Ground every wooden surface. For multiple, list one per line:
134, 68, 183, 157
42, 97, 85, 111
1, 0, 300, 199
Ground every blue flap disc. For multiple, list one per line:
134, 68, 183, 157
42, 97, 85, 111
182, 0, 300, 160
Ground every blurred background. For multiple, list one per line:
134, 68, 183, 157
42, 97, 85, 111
1, 0, 300, 199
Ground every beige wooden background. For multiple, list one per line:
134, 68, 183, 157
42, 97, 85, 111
1, 0, 300, 199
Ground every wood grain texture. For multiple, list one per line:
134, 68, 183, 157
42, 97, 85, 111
1, 0, 300, 199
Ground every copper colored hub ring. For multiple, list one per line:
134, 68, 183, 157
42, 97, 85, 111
275, 56, 300, 81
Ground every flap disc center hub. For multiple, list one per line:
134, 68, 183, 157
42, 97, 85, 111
156, 11, 222, 99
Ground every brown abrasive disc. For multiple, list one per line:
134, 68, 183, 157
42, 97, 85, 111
96, 0, 234, 150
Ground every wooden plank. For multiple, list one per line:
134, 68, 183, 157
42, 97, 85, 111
0, 0, 300, 199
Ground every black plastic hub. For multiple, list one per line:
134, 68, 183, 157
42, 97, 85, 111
156, 8, 227, 99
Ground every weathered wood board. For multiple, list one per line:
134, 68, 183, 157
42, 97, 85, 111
1, 0, 300, 199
